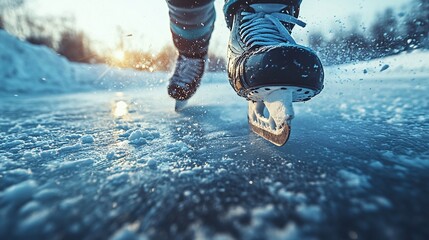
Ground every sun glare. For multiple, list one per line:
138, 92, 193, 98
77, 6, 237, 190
113, 50, 125, 61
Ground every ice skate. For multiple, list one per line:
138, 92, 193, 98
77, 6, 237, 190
168, 55, 206, 111
166, 1, 215, 111
226, 3, 324, 146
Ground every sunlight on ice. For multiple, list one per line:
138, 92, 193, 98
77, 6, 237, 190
113, 100, 129, 118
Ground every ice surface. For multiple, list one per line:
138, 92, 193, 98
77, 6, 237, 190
0, 29, 428, 239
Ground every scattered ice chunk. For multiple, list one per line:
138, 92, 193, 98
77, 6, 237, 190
225, 206, 246, 219
22, 151, 39, 161
370, 161, 383, 169
338, 170, 370, 188
5, 168, 32, 178
59, 196, 83, 210
380, 64, 390, 72
374, 196, 392, 208
19, 201, 42, 216
16, 209, 51, 236
2, 139, 25, 149
109, 222, 142, 240
296, 204, 322, 222
205, 131, 228, 140
128, 129, 160, 145
107, 172, 129, 186
166, 141, 190, 153
8, 125, 22, 133
106, 151, 117, 160
146, 159, 157, 170
65, 134, 81, 139
58, 143, 82, 153
40, 149, 57, 159
178, 170, 195, 178
119, 129, 134, 138
381, 151, 429, 169
33, 188, 62, 201
251, 204, 275, 218
0, 180, 38, 204
278, 189, 307, 203
57, 158, 94, 171
81, 135, 95, 144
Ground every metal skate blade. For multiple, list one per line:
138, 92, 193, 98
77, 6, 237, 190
175, 100, 188, 112
249, 119, 291, 146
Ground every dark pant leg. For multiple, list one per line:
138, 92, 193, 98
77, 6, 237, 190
167, 0, 216, 58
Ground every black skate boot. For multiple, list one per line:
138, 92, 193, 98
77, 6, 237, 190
168, 54, 206, 110
227, 2, 324, 146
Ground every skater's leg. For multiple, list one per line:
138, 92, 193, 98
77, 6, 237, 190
166, 0, 216, 101
167, 0, 216, 58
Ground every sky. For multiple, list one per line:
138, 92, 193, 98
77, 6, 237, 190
27, 0, 411, 56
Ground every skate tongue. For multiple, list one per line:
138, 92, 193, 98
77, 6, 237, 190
250, 3, 287, 13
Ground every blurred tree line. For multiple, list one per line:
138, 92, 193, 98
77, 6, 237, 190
308, 0, 428, 65
0, 0, 226, 72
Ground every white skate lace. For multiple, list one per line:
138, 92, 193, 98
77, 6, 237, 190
172, 55, 205, 88
240, 7, 306, 48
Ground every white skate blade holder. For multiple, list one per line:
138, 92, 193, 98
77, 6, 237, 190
248, 87, 295, 146
175, 100, 188, 112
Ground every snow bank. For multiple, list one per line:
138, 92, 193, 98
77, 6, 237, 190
0, 30, 169, 94
326, 50, 429, 81
0, 30, 73, 93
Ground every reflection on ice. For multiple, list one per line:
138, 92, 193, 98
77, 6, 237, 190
113, 100, 129, 118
